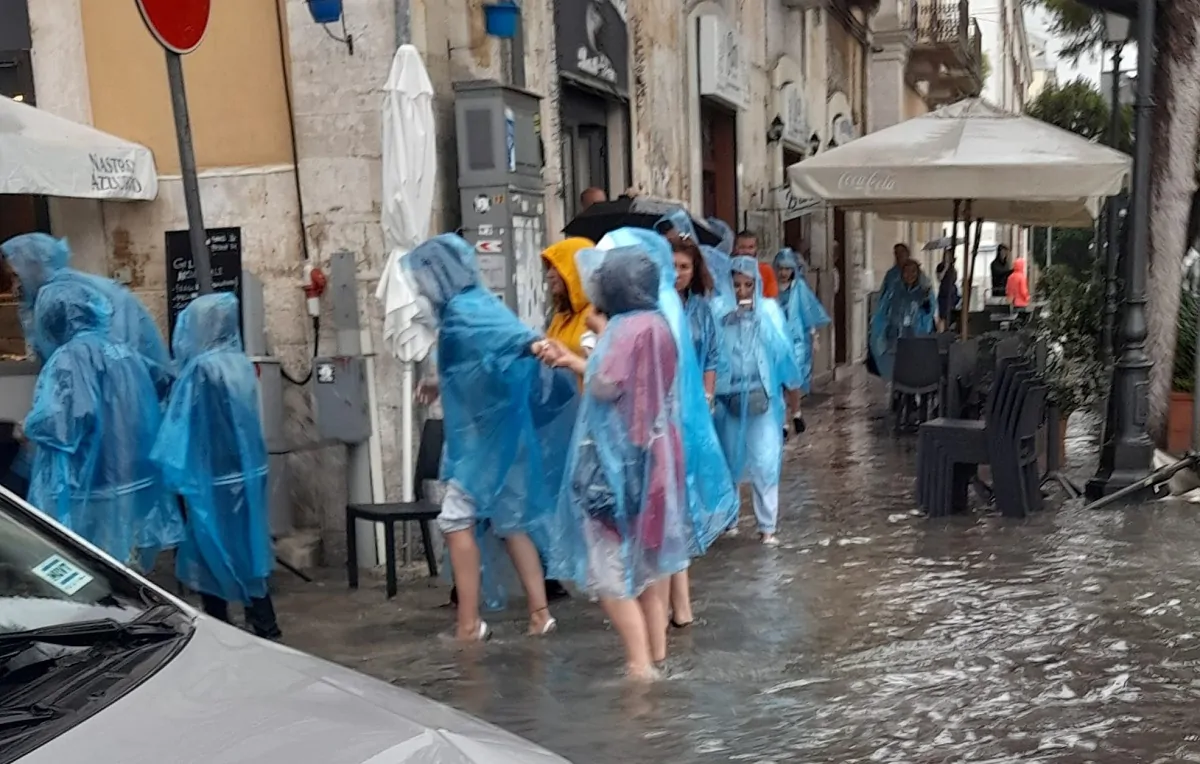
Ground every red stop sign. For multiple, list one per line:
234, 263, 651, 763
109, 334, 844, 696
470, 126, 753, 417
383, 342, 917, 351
135, 0, 211, 55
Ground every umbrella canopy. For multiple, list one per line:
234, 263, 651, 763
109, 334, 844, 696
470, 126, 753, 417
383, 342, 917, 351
787, 99, 1131, 227
376, 45, 437, 364
564, 195, 724, 246
0, 95, 157, 201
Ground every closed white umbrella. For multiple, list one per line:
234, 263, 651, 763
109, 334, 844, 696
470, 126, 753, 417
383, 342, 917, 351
787, 98, 1131, 227
375, 45, 437, 507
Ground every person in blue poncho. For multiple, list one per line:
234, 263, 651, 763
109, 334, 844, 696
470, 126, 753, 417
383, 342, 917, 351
774, 247, 832, 435
868, 258, 937, 384
1, 233, 171, 378
671, 237, 722, 401
700, 218, 736, 322
22, 280, 182, 567
151, 293, 281, 640
543, 245, 691, 680
867, 242, 914, 378
715, 257, 803, 546
404, 234, 579, 643
595, 227, 737, 627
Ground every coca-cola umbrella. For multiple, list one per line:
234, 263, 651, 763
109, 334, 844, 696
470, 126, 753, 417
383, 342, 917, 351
786, 98, 1131, 335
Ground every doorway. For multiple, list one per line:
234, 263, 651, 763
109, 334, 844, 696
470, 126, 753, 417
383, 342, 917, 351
700, 100, 736, 225
833, 208, 848, 364
560, 86, 611, 221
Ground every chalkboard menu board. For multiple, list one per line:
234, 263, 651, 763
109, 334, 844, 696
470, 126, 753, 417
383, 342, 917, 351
164, 227, 243, 342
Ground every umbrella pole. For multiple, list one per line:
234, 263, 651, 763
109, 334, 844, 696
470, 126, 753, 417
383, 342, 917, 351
958, 201, 975, 339
962, 215, 984, 339
401, 364, 415, 505
948, 200, 961, 330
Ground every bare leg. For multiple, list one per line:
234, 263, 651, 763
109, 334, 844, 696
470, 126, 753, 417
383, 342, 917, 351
639, 579, 670, 663
668, 570, 693, 626
600, 597, 656, 680
445, 528, 484, 641
504, 532, 554, 635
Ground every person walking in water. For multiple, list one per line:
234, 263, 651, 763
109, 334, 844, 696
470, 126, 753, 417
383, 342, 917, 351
714, 257, 802, 546
406, 234, 579, 642
546, 244, 691, 680
774, 247, 831, 436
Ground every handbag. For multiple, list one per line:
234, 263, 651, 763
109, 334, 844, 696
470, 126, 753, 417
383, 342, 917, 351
718, 388, 770, 417
571, 440, 646, 527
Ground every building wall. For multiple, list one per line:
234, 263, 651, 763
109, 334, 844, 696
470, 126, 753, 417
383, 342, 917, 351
20, 0, 866, 560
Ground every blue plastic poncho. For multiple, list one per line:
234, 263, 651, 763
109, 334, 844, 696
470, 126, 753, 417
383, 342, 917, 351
594, 229, 737, 554
402, 234, 580, 567
655, 207, 698, 242
552, 247, 690, 598
682, 293, 722, 376
715, 257, 803, 490
774, 248, 832, 393
151, 294, 272, 604
1, 234, 171, 380
702, 217, 736, 320
24, 281, 182, 566
868, 269, 936, 381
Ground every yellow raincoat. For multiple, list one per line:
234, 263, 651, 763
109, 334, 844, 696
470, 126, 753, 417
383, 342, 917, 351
541, 238, 594, 359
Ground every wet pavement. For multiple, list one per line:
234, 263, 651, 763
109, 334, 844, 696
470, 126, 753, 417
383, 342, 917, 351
272, 376, 1200, 763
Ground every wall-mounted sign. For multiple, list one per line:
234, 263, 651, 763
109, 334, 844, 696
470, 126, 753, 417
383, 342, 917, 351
165, 226, 242, 343
698, 15, 748, 111
775, 185, 823, 222
555, 0, 629, 95
779, 82, 809, 150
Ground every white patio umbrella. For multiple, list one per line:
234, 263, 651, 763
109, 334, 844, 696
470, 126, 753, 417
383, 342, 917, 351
787, 99, 1131, 227
0, 95, 158, 200
375, 45, 437, 507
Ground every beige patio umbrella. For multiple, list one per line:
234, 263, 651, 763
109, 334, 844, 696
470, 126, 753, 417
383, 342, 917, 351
786, 98, 1131, 334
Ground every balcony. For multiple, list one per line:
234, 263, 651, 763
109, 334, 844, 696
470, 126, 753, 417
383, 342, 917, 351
906, 0, 983, 108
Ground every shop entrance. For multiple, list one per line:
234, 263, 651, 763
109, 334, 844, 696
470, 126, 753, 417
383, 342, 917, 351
700, 100, 736, 225
833, 208, 848, 364
560, 86, 611, 221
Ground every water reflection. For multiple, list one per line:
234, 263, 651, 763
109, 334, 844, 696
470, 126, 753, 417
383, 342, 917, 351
281, 383, 1200, 763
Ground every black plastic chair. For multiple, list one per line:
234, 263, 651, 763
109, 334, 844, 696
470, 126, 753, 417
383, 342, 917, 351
893, 336, 943, 431
916, 358, 1026, 516
346, 418, 443, 599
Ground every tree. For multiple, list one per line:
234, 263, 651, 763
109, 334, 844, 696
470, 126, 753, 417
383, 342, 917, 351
1031, 226, 1098, 277
1027, 78, 1133, 153
1031, 0, 1200, 445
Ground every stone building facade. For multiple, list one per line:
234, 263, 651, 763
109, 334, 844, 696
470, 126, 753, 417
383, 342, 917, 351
2, 0, 884, 563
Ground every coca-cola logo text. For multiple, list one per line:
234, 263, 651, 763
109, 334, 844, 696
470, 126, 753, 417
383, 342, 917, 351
837, 172, 896, 193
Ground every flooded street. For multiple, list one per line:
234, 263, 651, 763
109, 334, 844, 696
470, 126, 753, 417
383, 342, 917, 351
276, 378, 1200, 763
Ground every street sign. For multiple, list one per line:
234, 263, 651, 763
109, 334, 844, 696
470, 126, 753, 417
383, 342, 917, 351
476, 239, 503, 254
135, 0, 211, 55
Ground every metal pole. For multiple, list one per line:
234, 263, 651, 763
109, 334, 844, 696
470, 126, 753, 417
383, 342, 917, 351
165, 50, 213, 295
1086, 0, 1156, 500
1102, 44, 1124, 366
1046, 226, 1053, 268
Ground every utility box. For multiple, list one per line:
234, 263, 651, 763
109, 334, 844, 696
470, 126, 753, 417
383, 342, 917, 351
454, 80, 549, 329
312, 355, 371, 445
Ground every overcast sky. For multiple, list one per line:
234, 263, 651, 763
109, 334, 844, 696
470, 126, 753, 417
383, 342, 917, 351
1023, 5, 1136, 87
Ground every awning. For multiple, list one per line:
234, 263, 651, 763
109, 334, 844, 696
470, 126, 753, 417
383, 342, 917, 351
0, 95, 158, 201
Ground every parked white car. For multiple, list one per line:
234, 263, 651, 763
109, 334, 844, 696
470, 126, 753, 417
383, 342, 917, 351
0, 485, 570, 764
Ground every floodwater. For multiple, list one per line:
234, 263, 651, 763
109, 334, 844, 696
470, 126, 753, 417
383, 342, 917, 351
277, 378, 1200, 763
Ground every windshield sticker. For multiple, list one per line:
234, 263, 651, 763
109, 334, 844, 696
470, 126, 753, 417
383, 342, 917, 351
32, 555, 94, 596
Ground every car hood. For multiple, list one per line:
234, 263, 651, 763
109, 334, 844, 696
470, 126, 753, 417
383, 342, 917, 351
19, 616, 571, 764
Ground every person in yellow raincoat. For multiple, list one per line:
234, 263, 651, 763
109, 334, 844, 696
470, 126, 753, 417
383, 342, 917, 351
542, 238, 596, 379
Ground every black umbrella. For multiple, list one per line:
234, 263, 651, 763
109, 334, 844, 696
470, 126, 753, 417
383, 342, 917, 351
563, 196, 723, 247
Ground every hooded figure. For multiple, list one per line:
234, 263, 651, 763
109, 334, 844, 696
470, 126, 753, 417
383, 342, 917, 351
1005, 257, 1030, 308
403, 234, 579, 639
773, 248, 832, 393
24, 281, 181, 567
596, 228, 738, 554
541, 237, 595, 361
655, 208, 698, 243
1, 234, 170, 381
715, 257, 803, 543
701, 217, 736, 321
556, 245, 690, 599
868, 259, 936, 381
151, 293, 279, 638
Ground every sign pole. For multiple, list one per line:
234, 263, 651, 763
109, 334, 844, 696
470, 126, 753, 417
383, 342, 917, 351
164, 50, 213, 296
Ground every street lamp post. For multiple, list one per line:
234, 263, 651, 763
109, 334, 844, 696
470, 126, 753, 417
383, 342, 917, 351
1101, 12, 1131, 365
1087, 0, 1157, 500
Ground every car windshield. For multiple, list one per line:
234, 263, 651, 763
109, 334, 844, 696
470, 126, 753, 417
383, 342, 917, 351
0, 486, 161, 635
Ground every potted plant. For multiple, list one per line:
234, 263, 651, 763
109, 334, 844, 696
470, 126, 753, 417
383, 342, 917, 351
1168, 289, 1199, 453
1033, 265, 1107, 457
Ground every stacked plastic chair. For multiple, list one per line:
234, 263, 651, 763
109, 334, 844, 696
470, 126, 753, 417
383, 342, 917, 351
916, 356, 1048, 518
